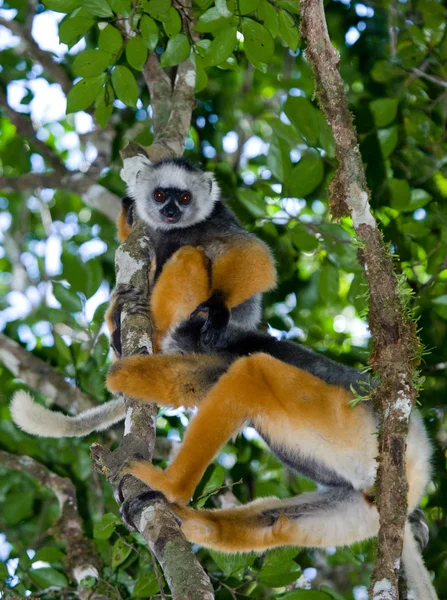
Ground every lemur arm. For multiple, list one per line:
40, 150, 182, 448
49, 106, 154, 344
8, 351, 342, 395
107, 246, 211, 356
211, 238, 276, 309
191, 237, 276, 344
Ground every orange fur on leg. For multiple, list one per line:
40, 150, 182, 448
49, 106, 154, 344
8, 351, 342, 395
123, 353, 366, 505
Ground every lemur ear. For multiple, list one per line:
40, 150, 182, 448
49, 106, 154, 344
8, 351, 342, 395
120, 155, 153, 190
203, 172, 220, 202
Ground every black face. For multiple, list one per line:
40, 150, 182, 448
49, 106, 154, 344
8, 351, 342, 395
153, 187, 192, 224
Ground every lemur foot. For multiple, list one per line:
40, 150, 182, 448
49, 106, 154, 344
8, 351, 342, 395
120, 490, 167, 530
120, 459, 190, 504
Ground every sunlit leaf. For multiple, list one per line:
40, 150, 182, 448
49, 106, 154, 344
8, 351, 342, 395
111, 65, 139, 107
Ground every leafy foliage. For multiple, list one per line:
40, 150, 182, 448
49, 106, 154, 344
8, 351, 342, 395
0, 0, 446, 597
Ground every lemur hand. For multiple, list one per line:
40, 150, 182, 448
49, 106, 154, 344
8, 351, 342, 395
190, 291, 230, 347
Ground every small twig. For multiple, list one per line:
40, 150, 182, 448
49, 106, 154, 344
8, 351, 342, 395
195, 478, 243, 502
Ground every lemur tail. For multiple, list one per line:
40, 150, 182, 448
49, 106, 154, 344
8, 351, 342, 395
10, 391, 126, 437
402, 522, 438, 600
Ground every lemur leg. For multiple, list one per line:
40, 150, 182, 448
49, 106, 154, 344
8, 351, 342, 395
150, 245, 211, 345
107, 353, 229, 409
171, 487, 379, 552
115, 353, 373, 505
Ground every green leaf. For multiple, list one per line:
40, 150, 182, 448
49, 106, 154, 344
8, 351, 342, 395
209, 551, 257, 577
203, 26, 237, 67
111, 538, 133, 569
195, 8, 231, 33
52, 282, 83, 312
239, 0, 260, 15
242, 18, 274, 63
279, 9, 298, 50
112, 66, 139, 107
163, 7, 182, 37
83, 0, 113, 17
319, 263, 339, 302
409, 188, 432, 210
99, 24, 123, 55
292, 223, 319, 252
95, 98, 114, 127
369, 98, 398, 128
258, 0, 278, 38
237, 189, 266, 217
282, 592, 332, 600
284, 96, 320, 146
389, 178, 411, 210
3, 491, 34, 525
73, 49, 111, 77
109, 0, 132, 12
44, 0, 80, 12
30, 568, 68, 589
126, 35, 148, 71
66, 74, 106, 113
59, 14, 95, 48
93, 513, 120, 539
160, 33, 190, 67
53, 332, 73, 364
433, 294, 447, 306
319, 585, 346, 600
377, 125, 398, 158
195, 56, 208, 92
196, 465, 225, 507
286, 154, 324, 197
143, 0, 171, 19
259, 559, 301, 587
140, 14, 159, 49
371, 60, 404, 82
133, 572, 160, 597
33, 547, 65, 563
215, 0, 232, 17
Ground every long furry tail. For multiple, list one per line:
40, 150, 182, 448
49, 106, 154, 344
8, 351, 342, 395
10, 391, 126, 437
402, 522, 438, 600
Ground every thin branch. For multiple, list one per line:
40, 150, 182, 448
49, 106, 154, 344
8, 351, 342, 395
0, 89, 66, 173
299, 1, 422, 598
0, 169, 121, 221
0, 450, 102, 597
0, 17, 72, 95
412, 68, 447, 90
0, 332, 94, 413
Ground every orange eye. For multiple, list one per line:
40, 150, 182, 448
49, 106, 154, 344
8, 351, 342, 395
154, 190, 165, 202
180, 192, 192, 204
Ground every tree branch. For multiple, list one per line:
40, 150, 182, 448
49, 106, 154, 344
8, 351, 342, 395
91, 219, 214, 600
0, 169, 121, 221
0, 16, 72, 95
0, 89, 66, 173
300, 1, 422, 598
0, 332, 94, 413
0, 450, 103, 599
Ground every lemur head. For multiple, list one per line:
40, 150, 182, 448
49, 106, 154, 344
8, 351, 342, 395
122, 155, 220, 230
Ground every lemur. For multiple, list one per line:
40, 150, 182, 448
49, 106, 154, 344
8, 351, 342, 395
9, 159, 437, 599
106, 154, 276, 356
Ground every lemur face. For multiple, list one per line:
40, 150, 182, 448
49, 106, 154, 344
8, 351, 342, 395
127, 158, 220, 230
